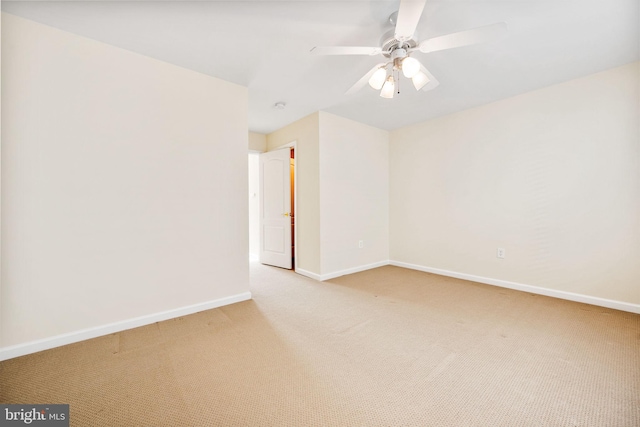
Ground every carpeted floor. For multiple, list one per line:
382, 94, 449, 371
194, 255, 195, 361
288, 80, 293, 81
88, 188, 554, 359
1, 264, 639, 426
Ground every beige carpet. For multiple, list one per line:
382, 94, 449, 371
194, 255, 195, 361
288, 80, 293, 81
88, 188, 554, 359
1, 264, 639, 426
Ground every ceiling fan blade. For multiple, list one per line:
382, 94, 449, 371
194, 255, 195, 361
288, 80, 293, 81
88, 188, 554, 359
345, 63, 386, 95
418, 22, 508, 53
394, 0, 427, 41
419, 65, 439, 92
310, 46, 382, 56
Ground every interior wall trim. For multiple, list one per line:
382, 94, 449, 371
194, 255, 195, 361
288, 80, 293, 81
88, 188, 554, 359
319, 261, 390, 281
390, 260, 640, 314
295, 268, 322, 281
0, 291, 252, 361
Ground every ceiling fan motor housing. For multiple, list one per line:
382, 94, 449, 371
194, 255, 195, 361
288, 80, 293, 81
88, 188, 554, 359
380, 29, 418, 58
391, 48, 408, 70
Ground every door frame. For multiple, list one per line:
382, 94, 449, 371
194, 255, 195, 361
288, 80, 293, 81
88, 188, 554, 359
279, 140, 297, 271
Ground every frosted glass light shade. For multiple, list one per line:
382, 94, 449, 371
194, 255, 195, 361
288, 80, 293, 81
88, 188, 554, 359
402, 57, 421, 78
368, 68, 387, 90
412, 71, 430, 90
380, 76, 395, 99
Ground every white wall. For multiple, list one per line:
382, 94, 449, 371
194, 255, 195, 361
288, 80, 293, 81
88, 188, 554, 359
267, 113, 321, 275
1, 13, 250, 353
0, 7, 3, 343
266, 112, 389, 279
247, 133, 265, 262
248, 132, 267, 153
248, 153, 260, 260
319, 112, 389, 277
390, 62, 640, 306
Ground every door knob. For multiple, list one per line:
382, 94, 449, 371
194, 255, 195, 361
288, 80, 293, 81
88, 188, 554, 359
283, 213, 290, 217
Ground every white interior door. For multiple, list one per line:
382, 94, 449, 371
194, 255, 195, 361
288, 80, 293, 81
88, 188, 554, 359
259, 149, 292, 269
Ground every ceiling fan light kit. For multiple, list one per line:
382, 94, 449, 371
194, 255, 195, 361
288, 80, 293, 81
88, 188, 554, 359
366, 48, 427, 97
310, 0, 507, 99
411, 71, 430, 91
380, 76, 395, 99
401, 56, 421, 78
368, 67, 387, 90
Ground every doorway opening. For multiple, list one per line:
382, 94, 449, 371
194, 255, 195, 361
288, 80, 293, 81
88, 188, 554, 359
289, 148, 295, 268
254, 144, 296, 270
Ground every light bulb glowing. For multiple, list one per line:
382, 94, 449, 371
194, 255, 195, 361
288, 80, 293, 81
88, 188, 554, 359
380, 76, 395, 99
402, 57, 421, 78
412, 71, 431, 91
368, 68, 387, 90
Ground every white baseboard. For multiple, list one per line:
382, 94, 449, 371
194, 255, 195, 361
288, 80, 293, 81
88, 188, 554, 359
390, 260, 640, 314
296, 262, 390, 282
0, 291, 252, 361
320, 261, 390, 281
295, 268, 322, 281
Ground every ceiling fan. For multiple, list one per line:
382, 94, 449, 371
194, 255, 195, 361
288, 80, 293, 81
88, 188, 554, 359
310, 0, 507, 98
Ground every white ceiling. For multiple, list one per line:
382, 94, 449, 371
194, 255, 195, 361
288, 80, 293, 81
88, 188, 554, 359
3, 0, 638, 134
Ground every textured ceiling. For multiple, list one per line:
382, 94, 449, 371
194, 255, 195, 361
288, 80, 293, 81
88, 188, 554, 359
3, 0, 638, 134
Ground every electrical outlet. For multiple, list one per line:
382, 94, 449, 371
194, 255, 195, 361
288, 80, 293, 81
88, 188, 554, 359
497, 248, 505, 259
358, 240, 364, 249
